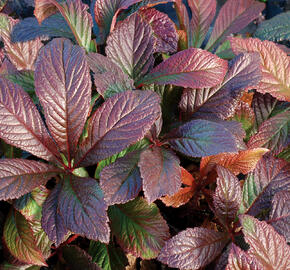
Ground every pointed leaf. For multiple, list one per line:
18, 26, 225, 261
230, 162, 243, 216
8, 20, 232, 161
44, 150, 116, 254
229, 37, 290, 101
139, 146, 181, 203
241, 215, 290, 269
106, 13, 154, 82
205, 0, 265, 51
158, 228, 228, 269
75, 90, 160, 167
138, 48, 228, 88
35, 38, 91, 161
109, 197, 170, 259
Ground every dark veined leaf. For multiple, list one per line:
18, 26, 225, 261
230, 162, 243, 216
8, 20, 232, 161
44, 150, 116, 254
100, 151, 142, 205
230, 37, 290, 101
269, 191, 290, 242
139, 146, 181, 203
187, 0, 216, 48
108, 197, 170, 259
62, 245, 101, 270
86, 52, 134, 98
240, 155, 290, 216
241, 215, 290, 269
34, 0, 60, 23
205, 0, 265, 51
254, 11, 290, 42
88, 241, 128, 270
3, 209, 47, 266
75, 90, 160, 167
35, 38, 91, 162
138, 7, 178, 53
158, 228, 229, 269
138, 48, 228, 88
165, 119, 237, 157
247, 111, 290, 155
106, 12, 154, 82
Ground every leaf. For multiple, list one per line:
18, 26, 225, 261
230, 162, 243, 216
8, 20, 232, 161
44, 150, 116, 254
247, 111, 290, 155
3, 209, 47, 266
229, 37, 290, 101
138, 7, 178, 53
158, 228, 228, 269
200, 148, 269, 176
100, 151, 142, 205
241, 155, 290, 216
254, 11, 290, 42
106, 12, 154, 82
35, 38, 91, 162
138, 48, 228, 88
277, 146, 290, 162
34, 0, 60, 24
213, 166, 242, 226
241, 215, 290, 269
165, 119, 238, 157
88, 241, 128, 270
108, 197, 170, 259
161, 167, 196, 208
269, 191, 290, 242
139, 146, 181, 203
86, 52, 134, 98
75, 90, 160, 167
205, 0, 265, 51
0, 14, 43, 70
187, 0, 216, 48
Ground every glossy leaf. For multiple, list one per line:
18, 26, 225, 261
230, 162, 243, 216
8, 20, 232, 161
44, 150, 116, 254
139, 146, 181, 203
138, 48, 228, 88
35, 38, 91, 161
109, 197, 170, 259
269, 191, 290, 242
106, 13, 154, 82
75, 90, 160, 167
158, 228, 228, 269
230, 37, 290, 101
188, 0, 216, 48
100, 151, 142, 205
205, 0, 265, 51
241, 215, 290, 269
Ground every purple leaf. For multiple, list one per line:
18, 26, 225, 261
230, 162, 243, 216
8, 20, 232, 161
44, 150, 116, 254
158, 228, 229, 269
0, 78, 59, 162
75, 90, 161, 167
100, 151, 142, 205
138, 48, 228, 88
106, 12, 154, 82
269, 191, 290, 242
139, 146, 181, 203
205, 0, 265, 51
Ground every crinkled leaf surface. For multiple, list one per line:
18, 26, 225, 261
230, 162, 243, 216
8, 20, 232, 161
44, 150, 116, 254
230, 37, 290, 101
241, 215, 290, 269
158, 228, 228, 269
106, 13, 154, 82
138, 48, 228, 88
75, 90, 160, 167
205, 0, 265, 51
108, 197, 170, 259
139, 146, 181, 203
35, 38, 91, 161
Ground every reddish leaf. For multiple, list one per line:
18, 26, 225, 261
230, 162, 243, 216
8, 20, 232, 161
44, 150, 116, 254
106, 13, 154, 82
188, 0, 216, 48
230, 37, 290, 101
174, 0, 190, 32
158, 228, 228, 269
34, 0, 59, 23
75, 90, 160, 167
205, 0, 265, 51
0, 78, 59, 162
241, 215, 290, 269
139, 146, 181, 203
35, 38, 91, 162
138, 48, 228, 88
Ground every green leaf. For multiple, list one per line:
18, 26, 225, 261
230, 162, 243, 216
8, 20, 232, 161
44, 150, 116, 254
277, 146, 290, 162
5, 70, 34, 95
